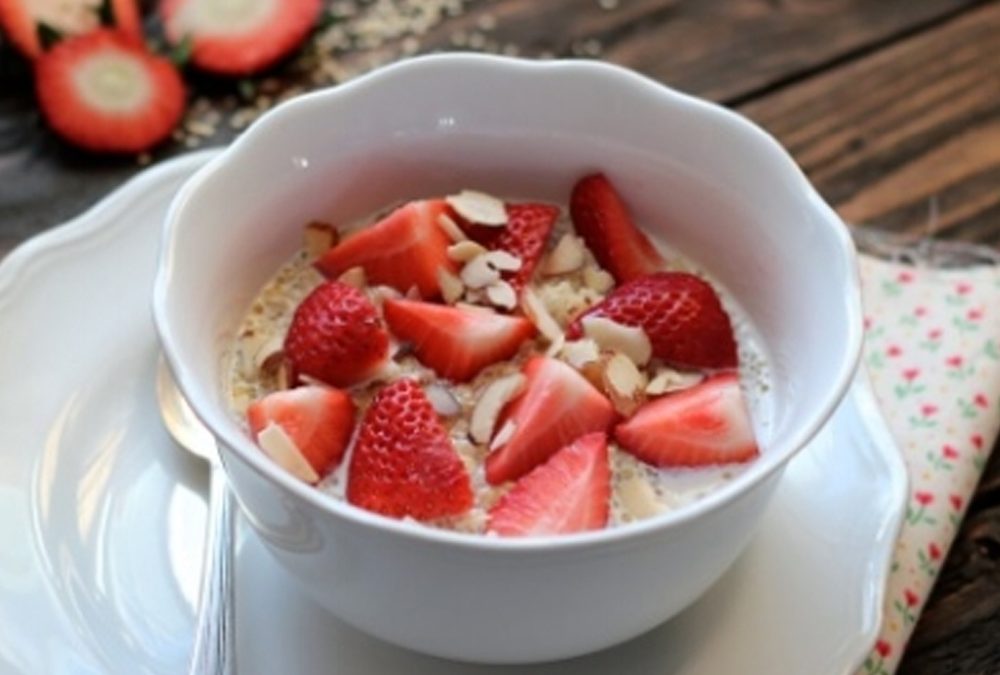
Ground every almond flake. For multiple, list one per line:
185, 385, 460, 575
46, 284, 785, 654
470, 373, 526, 444
257, 423, 320, 483
581, 316, 652, 366
520, 286, 563, 343
544, 333, 566, 358
603, 352, 647, 416
337, 266, 367, 289
582, 266, 615, 293
405, 285, 421, 300
437, 267, 465, 304
482, 250, 522, 272
303, 221, 338, 258
455, 301, 495, 314
560, 338, 601, 369
275, 361, 292, 390
485, 280, 517, 310
489, 419, 517, 451
460, 254, 502, 289
367, 284, 402, 309
425, 383, 462, 417
619, 475, 665, 520
446, 190, 508, 226
436, 212, 468, 242
447, 240, 488, 263
253, 336, 284, 373
542, 234, 586, 275
646, 369, 704, 396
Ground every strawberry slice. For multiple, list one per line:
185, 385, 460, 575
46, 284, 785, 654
487, 432, 610, 537
247, 385, 355, 483
160, 0, 321, 76
462, 203, 560, 294
0, 0, 142, 58
33, 29, 186, 153
315, 200, 457, 300
284, 280, 390, 388
567, 271, 738, 370
347, 379, 473, 520
383, 299, 536, 382
570, 173, 665, 283
485, 356, 616, 485
615, 373, 759, 467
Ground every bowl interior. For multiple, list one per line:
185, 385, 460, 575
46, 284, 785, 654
156, 56, 861, 541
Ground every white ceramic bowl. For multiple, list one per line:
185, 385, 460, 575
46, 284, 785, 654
154, 54, 863, 664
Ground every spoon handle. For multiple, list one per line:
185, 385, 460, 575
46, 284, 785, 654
189, 466, 236, 675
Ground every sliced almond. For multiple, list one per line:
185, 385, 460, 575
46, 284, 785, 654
460, 254, 502, 289
447, 240, 488, 263
367, 284, 402, 310
520, 286, 563, 343
455, 301, 495, 314
337, 266, 367, 289
560, 338, 601, 369
581, 316, 653, 366
437, 267, 465, 304
482, 250, 522, 272
436, 212, 468, 242
303, 221, 338, 258
619, 475, 665, 520
603, 352, 648, 416
257, 423, 320, 483
485, 280, 517, 310
544, 333, 566, 358
542, 234, 586, 276
425, 383, 462, 417
645, 369, 703, 395
470, 373, 526, 445
405, 285, 421, 300
489, 419, 517, 451
582, 266, 615, 293
275, 361, 292, 390
446, 190, 508, 226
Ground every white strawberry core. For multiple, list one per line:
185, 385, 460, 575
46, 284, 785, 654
31, 0, 102, 34
174, 0, 276, 36
73, 51, 151, 113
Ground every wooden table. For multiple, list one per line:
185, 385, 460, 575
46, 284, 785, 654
1, 1, 997, 672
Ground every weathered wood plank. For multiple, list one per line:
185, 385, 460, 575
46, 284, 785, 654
739, 3, 1000, 241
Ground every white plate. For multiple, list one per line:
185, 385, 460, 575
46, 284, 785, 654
0, 152, 907, 675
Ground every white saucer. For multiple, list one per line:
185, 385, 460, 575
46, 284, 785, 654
0, 152, 907, 675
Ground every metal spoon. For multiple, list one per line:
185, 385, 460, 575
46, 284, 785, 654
156, 358, 235, 675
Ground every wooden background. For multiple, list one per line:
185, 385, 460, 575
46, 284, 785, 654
1, 1, 998, 672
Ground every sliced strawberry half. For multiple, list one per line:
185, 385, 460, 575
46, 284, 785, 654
347, 379, 473, 520
462, 203, 560, 294
570, 173, 665, 283
567, 271, 738, 370
0, 0, 142, 58
247, 385, 355, 483
284, 280, 390, 388
615, 373, 759, 467
487, 432, 610, 537
34, 29, 186, 153
315, 199, 457, 300
485, 356, 616, 485
160, 0, 321, 76
383, 299, 536, 382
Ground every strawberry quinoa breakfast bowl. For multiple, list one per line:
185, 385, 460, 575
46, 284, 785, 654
154, 55, 863, 663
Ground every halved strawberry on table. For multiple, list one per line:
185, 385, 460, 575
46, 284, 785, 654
485, 356, 616, 485
383, 299, 536, 382
570, 173, 665, 283
284, 280, 390, 388
315, 200, 458, 300
34, 29, 186, 153
567, 271, 738, 370
247, 385, 355, 484
487, 432, 610, 537
0, 0, 142, 58
614, 373, 759, 467
347, 379, 473, 520
160, 0, 322, 76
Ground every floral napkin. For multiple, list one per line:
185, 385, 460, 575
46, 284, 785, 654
851, 234, 1000, 675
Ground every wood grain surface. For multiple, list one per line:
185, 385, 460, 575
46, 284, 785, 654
0, 1, 998, 672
